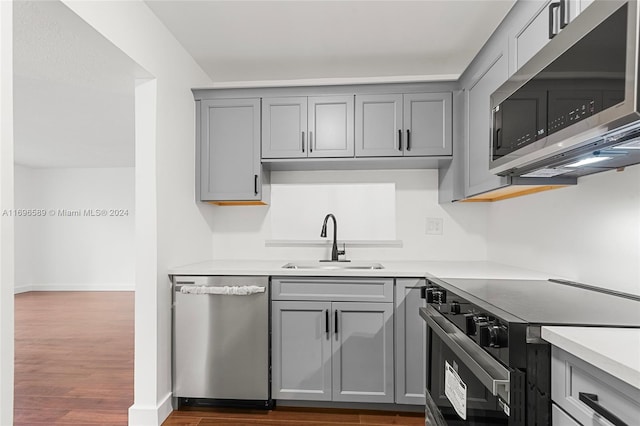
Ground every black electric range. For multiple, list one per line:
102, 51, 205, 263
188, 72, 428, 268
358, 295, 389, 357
419, 277, 640, 426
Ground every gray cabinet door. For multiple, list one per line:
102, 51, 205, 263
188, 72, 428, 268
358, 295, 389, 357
395, 278, 426, 405
514, 0, 579, 72
308, 95, 354, 158
199, 98, 261, 201
403, 92, 452, 156
331, 302, 394, 403
465, 40, 510, 197
272, 301, 332, 401
262, 97, 307, 159
355, 94, 403, 157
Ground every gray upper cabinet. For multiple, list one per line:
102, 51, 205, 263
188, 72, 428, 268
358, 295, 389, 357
403, 92, 452, 156
355, 94, 403, 157
308, 95, 355, 158
262, 97, 307, 159
395, 278, 426, 405
465, 39, 511, 198
355, 92, 452, 157
198, 98, 262, 202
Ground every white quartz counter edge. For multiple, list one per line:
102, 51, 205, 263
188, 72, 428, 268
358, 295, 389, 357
168, 260, 553, 280
542, 326, 640, 390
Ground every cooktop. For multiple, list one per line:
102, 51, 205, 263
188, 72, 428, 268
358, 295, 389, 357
430, 278, 640, 327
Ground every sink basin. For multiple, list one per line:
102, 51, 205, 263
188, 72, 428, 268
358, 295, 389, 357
282, 261, 384, 270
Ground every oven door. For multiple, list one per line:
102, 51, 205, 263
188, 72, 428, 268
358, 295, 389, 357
421, 305, 511, 425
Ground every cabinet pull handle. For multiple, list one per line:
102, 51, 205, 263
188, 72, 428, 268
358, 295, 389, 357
548, 2, 560, 39
254, 175, 258, 195
560, 0, 569, 29
334, 309, 339, 334
406, 129, 411, 151
302, 131, 305, 153
578, 393, 628, 426
325, 309, 329, 338
309, 131, 313, 153
398, 129, 402, 151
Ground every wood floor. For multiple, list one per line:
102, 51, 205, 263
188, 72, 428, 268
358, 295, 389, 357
163, 406, 425, 426
14, 291, 134, 425
14, 291, 426, 426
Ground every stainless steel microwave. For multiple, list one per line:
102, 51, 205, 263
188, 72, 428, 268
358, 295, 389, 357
490, 0, 640, 179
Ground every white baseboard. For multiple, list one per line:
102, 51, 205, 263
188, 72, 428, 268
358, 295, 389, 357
128, 392, 173, 426
14, 283, 135, 294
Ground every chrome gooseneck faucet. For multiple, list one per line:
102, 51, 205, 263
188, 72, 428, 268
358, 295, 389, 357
320, 213, 346, 262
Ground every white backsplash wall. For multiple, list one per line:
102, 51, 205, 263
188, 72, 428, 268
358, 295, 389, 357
487, 164, 640, 296
13, 165, 135, 292
211, 169, 490, 261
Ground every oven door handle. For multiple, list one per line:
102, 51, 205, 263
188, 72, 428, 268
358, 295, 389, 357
420, 305, 511, 403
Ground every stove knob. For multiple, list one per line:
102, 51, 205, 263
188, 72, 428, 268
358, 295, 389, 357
478, 325, 491, 347
479, 324, 508, 348
489, 325, 508, 348
433, 290, 447, 304
464, 314, 476, 335
449, 301, 461, 315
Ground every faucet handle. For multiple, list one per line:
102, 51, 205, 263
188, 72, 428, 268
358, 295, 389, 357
337, 243, 347, 259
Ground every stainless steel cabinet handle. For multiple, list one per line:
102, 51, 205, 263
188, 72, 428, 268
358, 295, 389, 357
302, 131, 305, 153
334, 309, 339, 334
254, 175, 258, 195
579, 393, 628, 426
398, 129, 402, 151
549, 2, 560, 39
309, 131, 313, 153
420, 305, 510, 402
406, 129, 411, 151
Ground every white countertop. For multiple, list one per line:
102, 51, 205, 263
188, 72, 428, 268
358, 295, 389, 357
542, 326, 640, 390
168, 259, 553, 280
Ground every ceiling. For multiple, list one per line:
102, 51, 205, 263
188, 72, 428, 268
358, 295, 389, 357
12, 0, 515, 168
145, 0, 515, 85
13, 0, 146, 168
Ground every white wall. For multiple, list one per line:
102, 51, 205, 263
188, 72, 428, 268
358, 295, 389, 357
211, 169, 490, 262
59, 2, 214, 425
488, 164, 640, 296
0, 1, 15, 424
14, 165, 135, 293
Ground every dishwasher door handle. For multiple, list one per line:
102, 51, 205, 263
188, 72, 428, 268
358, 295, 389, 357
176, 285, 266, 295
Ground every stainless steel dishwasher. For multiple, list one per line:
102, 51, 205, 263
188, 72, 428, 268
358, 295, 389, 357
172, 275, 271, 408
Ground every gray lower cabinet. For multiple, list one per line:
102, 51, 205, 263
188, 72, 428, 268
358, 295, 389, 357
394, 278, 426, 405
271, 277, 394, 403
271, 301, 332, 401
465, 38, 510, 198
197, 98, 263, 202
262, 97, 307, 159
551, 346, 640, 426
355, 93, 452, 157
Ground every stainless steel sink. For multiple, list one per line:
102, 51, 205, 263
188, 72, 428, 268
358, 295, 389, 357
282, 261, 384, 270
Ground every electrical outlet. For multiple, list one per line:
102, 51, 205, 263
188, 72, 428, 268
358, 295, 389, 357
426, 217, 443, 235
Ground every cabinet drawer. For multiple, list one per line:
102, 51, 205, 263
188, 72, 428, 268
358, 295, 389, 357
552, 404, 580, 426
272, 277, 393, 302
552, 346, 640, 426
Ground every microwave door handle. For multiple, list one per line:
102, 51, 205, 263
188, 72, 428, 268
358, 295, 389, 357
495, 128, 502, 150
420, 305, 510, 403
